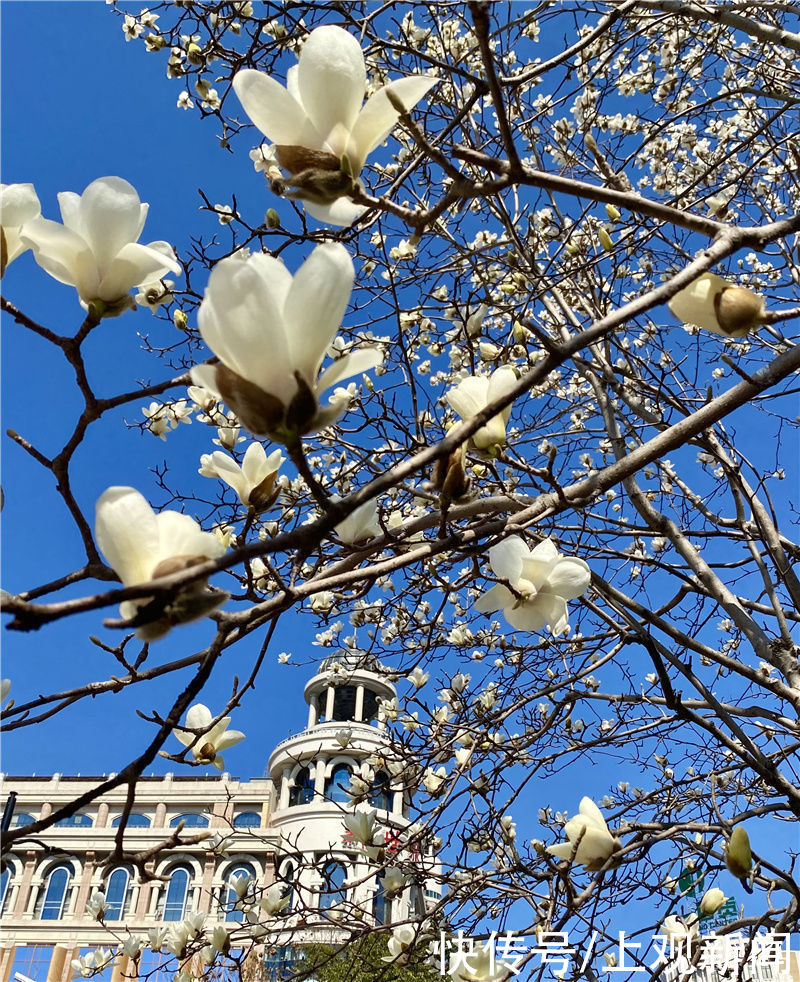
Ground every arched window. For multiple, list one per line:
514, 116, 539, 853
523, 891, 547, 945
288, 767, 315, 807
9, 812, 35, 828
111, 813, 151, 828
54, 813, 92, 828
222, 862, 256, 922
162, 865, 192, 921
319, 860, 347, 910
105, 867, 132, 920
169, 813, 209, 829
368, 770, 392, 811
233, 811, 261, 829
372, 870, 390, 925
40, 863, 74, 919
324, 763, 352, 803
0, 859, 15, 915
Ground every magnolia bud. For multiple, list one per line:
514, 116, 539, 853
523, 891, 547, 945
186, 43, 204, 65
174, 309, 188, 331
699, 887, 726, 916
265, 208, 281, 229
605, 203, 621, 222
195, 78, 211, 99
724, 826, 752, 879
598, 228, 614, 252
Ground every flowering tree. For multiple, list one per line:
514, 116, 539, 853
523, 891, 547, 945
2, 1, 800, 978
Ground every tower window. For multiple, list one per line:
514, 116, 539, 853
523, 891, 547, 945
324, 763, 352, 803
222, 862, 256, 922
332, 685, 357, 721
362, 689, 379, 723
234, 811, 261, 828
169, 813, 209, 828
319, 860, 347, 909
39, 863, 74, 920
372, 869, 390, 925
368, 770, 392, 811
289, 767, 315, 807
162, 865, 192, 921
111, 813, 151, 828
105, 867, 132, 920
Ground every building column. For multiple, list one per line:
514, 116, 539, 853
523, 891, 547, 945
199, 854, 217, 914
15, 850, 37, 918
74, 851, 95, 916
280, 769, 291, 810
355, 685, 365, 722
111, 956, 130, 982
324, 686, 335, 721
44, 946, 68, 982
392, 790, 404, 816
155, 801, 167, 827
308, 694, 318, 728
0, 947, 15, 982
96, 802, 109, 827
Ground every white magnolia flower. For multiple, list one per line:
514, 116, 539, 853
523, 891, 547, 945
190, 244, 382, 443
232, 25, 438, 226
147, 927, 168, 951
120, 936, 143, 957
334, 496, 382, 543
173, 703, 245, 771
1, 182, 41, 274
450, 941, 511, 982
71, 954, 96, 978
475, 536, 591, 635
211, 925, 230, 953
343, 807, 377, 845
335, 729, 352, 748
20, 177, 180, 315
199, 443, 284, 511
230, 871, 253, 900
660, 915, 698, 943
135, 278, 174, 314
699, 887, 727, 916
546, 797, 621, 870
382, 866, 409, 896
260, 882, 290, 916
446, 366, 518, 454
85, 889, 107, 920
407, 666, 429, 689
423, 766, 447, 796
383, 924, 416, 963
668, 272, 766, 337
95, 486, 227, 640
1, 679, 11, 704
165, 923, 190, 957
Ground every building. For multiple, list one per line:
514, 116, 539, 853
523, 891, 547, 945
0, 652, 441, 981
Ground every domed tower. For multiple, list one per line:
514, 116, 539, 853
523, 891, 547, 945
267, 649, 436, 942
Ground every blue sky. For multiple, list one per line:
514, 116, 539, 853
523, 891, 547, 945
1, 1, 312, 779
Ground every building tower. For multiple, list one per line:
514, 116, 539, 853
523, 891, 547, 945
264, 649, 439, 976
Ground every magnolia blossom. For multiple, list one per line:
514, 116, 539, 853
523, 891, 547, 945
233, 24, 438, 226
660, 915, 698, 943
95, 487, 227, 640
20, 176, 181, 315
699, 887, 727, 916
199, 442, 284, 511
0, 182, 41, 274
407, 666, 429, 689
450, 942, 511, 982
343, 808, 377, 845
173, 703, 245, 771
335, 729, 352, 748
383, 924, 416, 964
260, 882, 290, 916
190, 244, 382, 443
382, 866, 408, 896
85, 889, 107, 920
147, 927, 168, 951
475, 536, 591, 635
333, 496, 382, 543
446, 366, 518, 454
546, 797, 621, 871
423, 766, 448, 796
668, 272, 766, 337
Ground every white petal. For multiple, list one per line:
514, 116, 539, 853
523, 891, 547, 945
283, 242, 354, 384
487, 365, 518, 422
540, 594, 569, 635
1, 182, 41, 226
668, 273, 727, 334
546, 842, 575, 860
349, 75, 438, 172
316, 346, 383, 395
545, 556, 592, 600
578, 797, 609, 831
521, 538, 561, 586
473, 583, 514, 614
75, 178, 148, 265
189, 364, 222, 402
207, 452, 249, 504
153, 511, 226, 566
19, 216, 100, 298
296, 26, 366, 150
185, 704, 213, 729
232, 69, 319, 146
214, 729, 245, 752
97, 242, 181, 303
240, 442, 269, 486
505, 597, 549, 633
95, 487, 159, 585
302, 195, 368, 228
487, 536, 529, 582
446, 375, 489, 420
